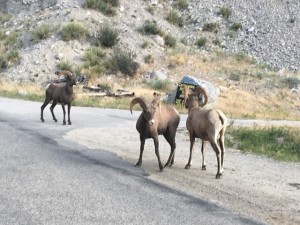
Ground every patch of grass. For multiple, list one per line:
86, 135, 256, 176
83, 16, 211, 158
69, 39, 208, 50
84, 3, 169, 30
33, 24, 53, 41
146, 79, 171, 91
82, 47, 106, 77
146, 5, 155, 15
283, 77, 300, 89
141, 41, 149, 49
202, 22, 219, 33
138, 20, 163, 36
107, 47, 140, 77
218, 6, 232, 19
195, 37, 207, 48
226, 126, 300, 162
230, 22, 242, 31
95, 24, 119, 47
84, 0, 119, 16
60, 22, 89, 41
57, 60, 73, 71
144, 54, 154, 64
164, 34, 176, 47
166, 10, 184, 27
173, 0, 188, 10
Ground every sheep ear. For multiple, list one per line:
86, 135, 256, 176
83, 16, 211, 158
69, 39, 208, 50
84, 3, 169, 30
193, 86, 208, 106
130, 97, 147, 114
183, 85, 191, 102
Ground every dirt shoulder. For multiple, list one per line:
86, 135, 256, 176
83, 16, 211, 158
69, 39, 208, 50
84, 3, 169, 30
65, 123, 300, 225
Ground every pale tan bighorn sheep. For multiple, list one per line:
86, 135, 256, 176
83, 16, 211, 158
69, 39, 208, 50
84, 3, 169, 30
40, 70, 77, 125
184, 85, 227, 179
130, 94, 180, 171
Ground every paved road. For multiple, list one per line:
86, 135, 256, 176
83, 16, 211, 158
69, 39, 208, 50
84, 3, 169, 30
0, 97, 268, 225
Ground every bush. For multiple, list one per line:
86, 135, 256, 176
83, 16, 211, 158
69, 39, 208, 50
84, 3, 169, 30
61, 23, 89, 41
84, 0, 118, 16
144, 54, 154, 64
33, 24, 52, 41
147, 79, 171, 91
96, 25, 119, 47
108, 47, 139, 76
146, 6, 155, 15
139, 20, 163, 36
218, 6, 232, 19
57, 60, 73, 71
174, 0, 188, 10
5, 50, 20, 66
164, 34, 176, 47
141, 41, 149, 49
284, 77, 300, 89
84, 47, 106, 67
202, 22, 219, 33
230, 22, 242, 31
195, 37, 207, 48
166, 10, 184, 27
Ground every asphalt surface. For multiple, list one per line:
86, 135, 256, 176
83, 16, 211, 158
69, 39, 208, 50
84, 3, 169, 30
0, 97, 268, 225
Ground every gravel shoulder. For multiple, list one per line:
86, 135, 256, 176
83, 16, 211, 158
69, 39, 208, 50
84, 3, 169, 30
65, 119, 300, 225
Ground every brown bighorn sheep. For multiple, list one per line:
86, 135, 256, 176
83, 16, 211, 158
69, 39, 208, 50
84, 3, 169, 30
130, 94, 180, 171
40, 70, 76, 125
184, 85, 227, 179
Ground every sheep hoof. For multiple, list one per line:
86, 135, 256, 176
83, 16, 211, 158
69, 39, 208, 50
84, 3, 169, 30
185, 164, 191, 169
215, 173, 222, 179
63, 122, 66, 125
135, 162, 141, 167
202, 165, 207, 170
68, 122, 72, 125
41, 119, 44, 122
159, 167, 164, 172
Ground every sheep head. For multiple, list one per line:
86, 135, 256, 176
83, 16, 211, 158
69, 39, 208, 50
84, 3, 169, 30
184, 85, 208, 109
56, 70, 77, 86
130, 97, 161, 126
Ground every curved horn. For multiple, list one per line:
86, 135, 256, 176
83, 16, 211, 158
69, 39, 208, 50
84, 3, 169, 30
130, 97, 148, 114
194, 85, 208, 107
183, 85, 190, 102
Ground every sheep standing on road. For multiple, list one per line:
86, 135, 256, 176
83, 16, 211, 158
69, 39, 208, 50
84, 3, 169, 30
184, 85, 227, 179
40, 70, 76, 125
130, 95, 180, 171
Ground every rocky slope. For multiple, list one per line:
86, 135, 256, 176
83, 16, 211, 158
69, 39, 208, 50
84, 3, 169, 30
0, 0, 299, 83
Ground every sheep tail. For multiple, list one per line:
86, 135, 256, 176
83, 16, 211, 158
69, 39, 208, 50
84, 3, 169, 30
217, 109, 227, 127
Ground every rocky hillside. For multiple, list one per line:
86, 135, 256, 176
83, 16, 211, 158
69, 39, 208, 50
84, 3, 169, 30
0, 0, 299, 84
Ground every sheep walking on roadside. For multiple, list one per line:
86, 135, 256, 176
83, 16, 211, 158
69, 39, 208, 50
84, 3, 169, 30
130, 94, 180, 172
184, 85, 227, 179
40, 70, 77, 125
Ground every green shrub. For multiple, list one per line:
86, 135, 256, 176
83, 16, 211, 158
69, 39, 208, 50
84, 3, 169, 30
139, 20, 163, 36
83, 47, 106, 67
174, 0, 188, 10
144, 54, 154, 64
218, 6, 232, 19
202, 22, 219, 33
164, 34, 176, 47
33, 24, 52, 41
108, 47, 139, 76
61, 23, 89, 41
146, 6, 155, 15
96, 25, 119, 47
229, 72, 241, 81
141, 41, 149, 49
212, 37, 221, 46
84, 0, 118, 16
147, 79, 171, 91
57, 60, 73, 71
195, 37, 207, 48
230, 22, 242, 31
0, 55, 7, 71
166, 10, 184, 27
5, 50, 20, 66
284, 77, 300, 89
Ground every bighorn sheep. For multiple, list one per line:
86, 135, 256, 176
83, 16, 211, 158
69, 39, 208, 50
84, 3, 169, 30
184, 85, 227, 179
40, 70, 76, 125
130, 94, 180, 171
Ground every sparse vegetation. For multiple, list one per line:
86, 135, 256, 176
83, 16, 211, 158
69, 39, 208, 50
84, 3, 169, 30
226, 126, 300, 162
146, 5, 155, 15
84, 0, 119, 16
33, 24, 53, 41
60, 22, 89, 41
166, 10, 184, 27
195, 37, 207, 48
57, 60, 73, 71
82, 47, 106, 76
218, 6, 232, 19
141, 41, 150, 49
230, 22, 242, 31
95, 24, 119, 47
284, 77, 300, 89
173, 0, 189, 10
138, 20, 163, 36
107, 47, 139, 77
202, 22, 219, 33
164, 34, 176, 47
146, 79, 171, 91
144, 54, 154, 64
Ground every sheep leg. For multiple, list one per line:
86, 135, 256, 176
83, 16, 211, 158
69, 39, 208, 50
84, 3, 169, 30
40, 98, 51, 122
67, 103, 72, 125
50, 101, 58, 123
218, 135, 225, 174
211, 141, 222, 179
185, 135, 195, 169
163, 132, 176, 168
201, 140, 207, 170
153, 136, 163, 172
135, 137, 145, 167
61, 103, 66, 125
